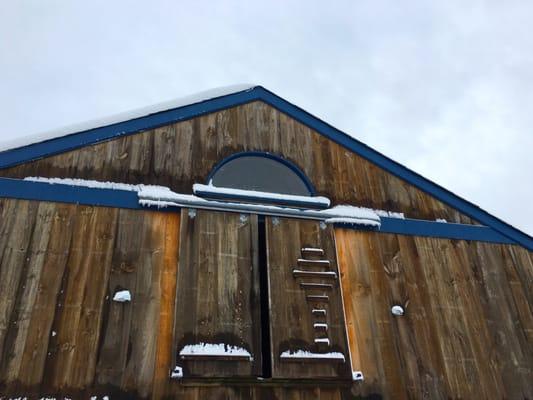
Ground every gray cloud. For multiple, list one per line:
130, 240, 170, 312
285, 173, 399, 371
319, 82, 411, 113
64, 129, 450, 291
1, 0, 531, 234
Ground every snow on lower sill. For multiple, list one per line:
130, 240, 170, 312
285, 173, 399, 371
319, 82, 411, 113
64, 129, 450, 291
279, 350, 345, 361
178, 343, 253, 360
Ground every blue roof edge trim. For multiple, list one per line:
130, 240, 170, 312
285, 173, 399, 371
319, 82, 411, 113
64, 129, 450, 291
0, 86, 531, 250
0, 87, 261, 169
0, 178, 517, 246
253, 87, 533, 251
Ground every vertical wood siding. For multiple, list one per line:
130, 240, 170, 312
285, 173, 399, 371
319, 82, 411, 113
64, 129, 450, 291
336, 229, 533, 399
0, 102, 474, 224
1, 197, 531, 399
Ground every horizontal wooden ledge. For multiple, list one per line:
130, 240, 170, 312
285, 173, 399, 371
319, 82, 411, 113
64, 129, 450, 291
297, 258, 330, 267
293, 270, 337, 279
301, 247, 324, 256
300, 282, 333, 290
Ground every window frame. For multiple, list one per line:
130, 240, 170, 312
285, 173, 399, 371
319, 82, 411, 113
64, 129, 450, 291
206, 151, 317, 196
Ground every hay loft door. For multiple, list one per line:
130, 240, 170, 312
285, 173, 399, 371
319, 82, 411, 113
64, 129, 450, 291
172, 210, 351, 380
265, 216, 352, 379
173, 209, 262, 378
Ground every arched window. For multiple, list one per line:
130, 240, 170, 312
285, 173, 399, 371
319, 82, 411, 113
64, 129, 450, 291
207, 152, 314, 196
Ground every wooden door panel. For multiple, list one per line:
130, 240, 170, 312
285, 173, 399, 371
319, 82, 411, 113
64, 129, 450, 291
173, 209, 261, 378
265, 217, 351, 379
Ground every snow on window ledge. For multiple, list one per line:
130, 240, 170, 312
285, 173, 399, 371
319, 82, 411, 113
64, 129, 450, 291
17, 177, 435, 229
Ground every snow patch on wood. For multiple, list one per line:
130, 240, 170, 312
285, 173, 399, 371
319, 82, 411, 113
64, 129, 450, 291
112, 290, 131, 303
178, 342, 253, 360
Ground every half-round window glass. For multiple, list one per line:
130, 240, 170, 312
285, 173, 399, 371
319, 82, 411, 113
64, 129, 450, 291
209, 155, 312, 196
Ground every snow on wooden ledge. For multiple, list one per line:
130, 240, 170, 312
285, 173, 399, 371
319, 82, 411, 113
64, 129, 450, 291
279, 350, 345, 363
178, 343, 253, 361
193, 183, 331, 209
19, 177, 402, 228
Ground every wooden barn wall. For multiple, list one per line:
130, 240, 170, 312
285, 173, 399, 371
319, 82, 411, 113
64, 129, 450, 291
0, 198, 179, 398
0, 198, 352, 399
336, 229, 533, 400
0, 101, 474, 224
1, 197, 531, 399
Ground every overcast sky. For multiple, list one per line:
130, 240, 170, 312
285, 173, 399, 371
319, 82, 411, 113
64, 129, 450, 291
1, 1, 532, 235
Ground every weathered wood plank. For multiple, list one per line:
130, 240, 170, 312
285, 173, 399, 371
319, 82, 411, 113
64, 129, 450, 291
152, 212, 180, 400
336, 229, 387, 397
336, 228, 533, 400
0, 200, 39, 369
0, 202, 56, 384
43, 205, 117, 391
120, 212, 167, 396
16, 204, 77, 387
95, 209, 145, 387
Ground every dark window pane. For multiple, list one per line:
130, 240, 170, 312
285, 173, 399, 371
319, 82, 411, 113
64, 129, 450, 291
210, 156, 311, 196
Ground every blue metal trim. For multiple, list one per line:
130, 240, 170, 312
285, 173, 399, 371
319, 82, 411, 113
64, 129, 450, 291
0, 177, 144, 210
0, 178, 517, 245
205, 151, 317, 195
251, 87, 533, 251
377, 217, 515, 244
0, 88, 260, 169
0, 86, 531, 250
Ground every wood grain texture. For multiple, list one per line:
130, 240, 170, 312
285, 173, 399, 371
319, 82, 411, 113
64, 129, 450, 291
172, 209, 261, 378
336, 228, 533, 400
1, 196, 530, 399
0, 101, 475, 223
152, 211, 180, 400
266, 217, 351, 379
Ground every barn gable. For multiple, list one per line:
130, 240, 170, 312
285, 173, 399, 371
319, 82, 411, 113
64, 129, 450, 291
0, 86, 531, 250
0, 86, 532, 399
